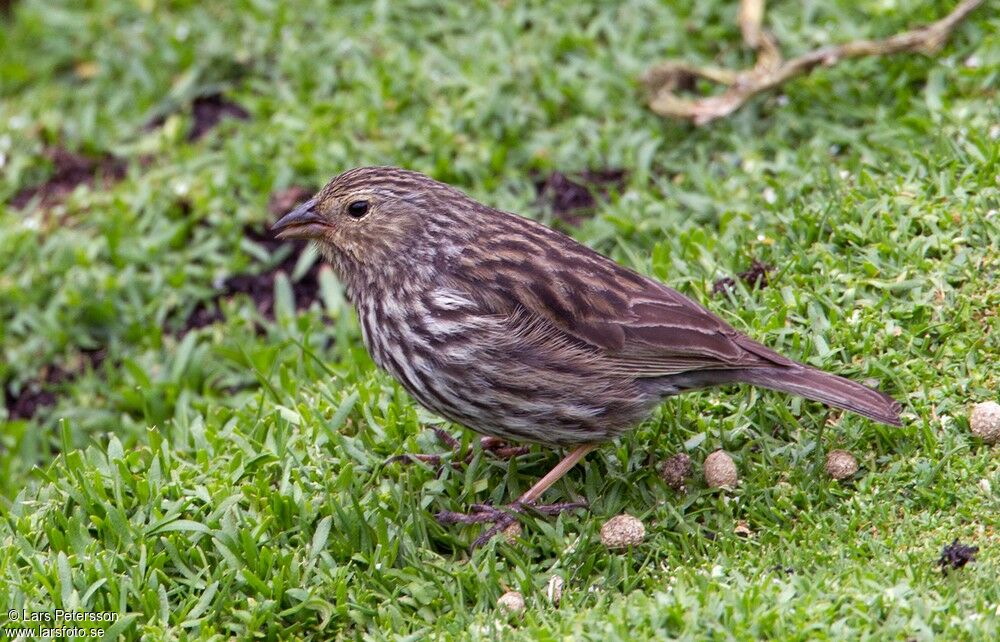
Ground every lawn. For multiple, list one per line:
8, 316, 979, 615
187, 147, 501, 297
1, 0, 999, 639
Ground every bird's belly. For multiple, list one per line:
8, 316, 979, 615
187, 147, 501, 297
357, 303, 651, 446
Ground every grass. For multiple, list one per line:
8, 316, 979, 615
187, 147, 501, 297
1, 0, 999, 639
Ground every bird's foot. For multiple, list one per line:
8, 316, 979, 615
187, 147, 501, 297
478, 436, 532, 460
386, 429, 529, 469
436, 500, 589, 548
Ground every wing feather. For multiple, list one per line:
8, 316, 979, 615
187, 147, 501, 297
451, 208, 791, 377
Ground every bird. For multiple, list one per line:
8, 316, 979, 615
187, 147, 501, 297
271, 166, 902, 545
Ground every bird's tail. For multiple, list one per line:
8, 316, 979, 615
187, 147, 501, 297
712, 365, 902, 426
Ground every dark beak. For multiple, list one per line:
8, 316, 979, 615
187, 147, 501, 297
271, 198, 326, 239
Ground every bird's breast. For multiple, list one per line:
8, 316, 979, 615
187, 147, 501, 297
352, 287, 655, 446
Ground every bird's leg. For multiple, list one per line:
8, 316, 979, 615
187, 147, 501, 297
387, 428, 530, 468
436, 444, 598, 547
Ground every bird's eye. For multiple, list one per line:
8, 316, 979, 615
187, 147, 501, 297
347, 200, 369, 218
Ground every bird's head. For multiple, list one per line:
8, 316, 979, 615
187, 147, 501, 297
271, 167, 465, 273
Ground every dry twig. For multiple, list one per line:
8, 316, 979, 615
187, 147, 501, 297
643, 0, 983, 125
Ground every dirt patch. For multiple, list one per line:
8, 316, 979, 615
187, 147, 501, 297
188, 94, 250, 141
712, 259, 773, 295
184, 233, 321, 331
534, 169, 627, 226
9, 147, 126, 210
145, 92, 250, 142
268, 185, 315, 217
182, 187, 322, 332
937, 539, 978, 574
3, 349, 105, 421
80, 347, 108, 370
5, 381, 59, 421
237, 226, 321, 314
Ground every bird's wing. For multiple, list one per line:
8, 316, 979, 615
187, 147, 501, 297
610, 287, 794, 374
451, 213, 792, 377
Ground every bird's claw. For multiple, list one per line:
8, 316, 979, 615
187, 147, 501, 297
478, 436, 531, 459
435, 503, 518, 526
385, 431, 529, 471
436, 499, 589, 548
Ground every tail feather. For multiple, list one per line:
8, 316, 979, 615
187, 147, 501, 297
735, 366, 902, 426
663, 364, 902, 426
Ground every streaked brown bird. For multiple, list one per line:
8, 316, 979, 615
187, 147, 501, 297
272, 166, 902, 544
